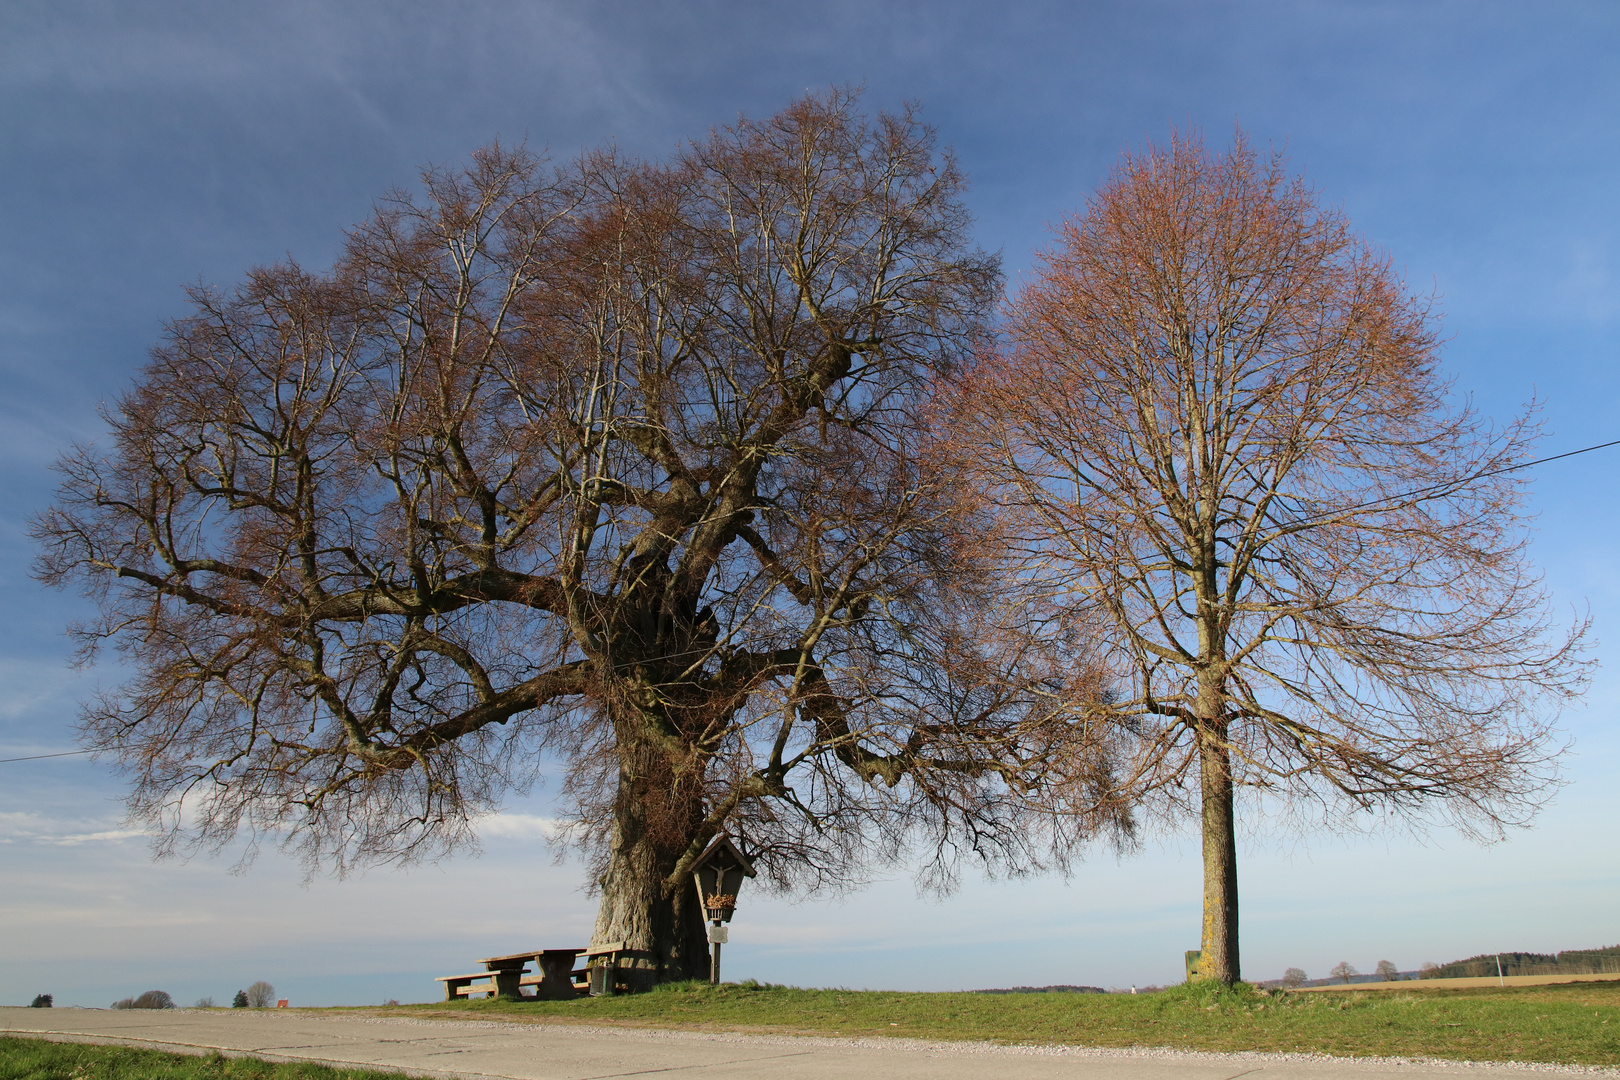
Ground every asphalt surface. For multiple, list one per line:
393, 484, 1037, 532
1, 1006, 1612, 1080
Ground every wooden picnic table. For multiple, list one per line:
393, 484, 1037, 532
480, 948, 584, 1001
435, 941, 633, 1001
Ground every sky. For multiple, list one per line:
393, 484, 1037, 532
2, 0, 1617, 1008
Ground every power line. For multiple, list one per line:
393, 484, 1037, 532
1283, 436, 1620, 528
1509, 438, 1620, 471
0, 749, 95, 764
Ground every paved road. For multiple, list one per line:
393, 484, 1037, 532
0, 1006, 1600, 1080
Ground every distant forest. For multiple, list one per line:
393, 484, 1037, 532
1425, 945, 1620, 979
1264, 944, 1620, 989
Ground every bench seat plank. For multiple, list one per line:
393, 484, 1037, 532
435, 968, 529, 1001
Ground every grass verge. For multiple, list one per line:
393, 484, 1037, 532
0, 1037, 407, 1080
350, 978, 1620, 1066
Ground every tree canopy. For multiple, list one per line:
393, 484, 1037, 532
34, 91, 1126, 986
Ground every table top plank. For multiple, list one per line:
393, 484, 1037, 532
479, 949, 582, 969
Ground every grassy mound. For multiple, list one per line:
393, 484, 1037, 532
368, 977, 1620, 1064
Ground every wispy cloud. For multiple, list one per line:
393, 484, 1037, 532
0, 805, 559, 846
0, 810, 148, 846
470, 811, 560, 841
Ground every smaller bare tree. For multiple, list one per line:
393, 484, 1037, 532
1330, 961, 1358, 984
1280, 967, 1306, 989
245, 981, 276, 1008
1375, 959, 1400, 981
951, 127, 1589, 986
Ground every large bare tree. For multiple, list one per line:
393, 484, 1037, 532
952, 131, 1587, 985
34, 92, 1125, 987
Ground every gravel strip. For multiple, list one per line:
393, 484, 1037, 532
289, 1013, 1620, 1075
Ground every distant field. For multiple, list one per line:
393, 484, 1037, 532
1296, 973, 1620, 992
341, 978, 1620, 1066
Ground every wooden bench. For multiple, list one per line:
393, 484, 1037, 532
434, 968, 529, 1001
580, 941, 642, 996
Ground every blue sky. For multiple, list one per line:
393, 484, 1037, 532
2, 0, 1617, 1007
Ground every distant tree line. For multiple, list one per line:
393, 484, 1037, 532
111, 990, 174, 1009
84, 980, 277, 1009
1270, 943, 1620, 988
1422, 945, 1620, 979
235, 982, 276, 1007
973, 985, 1108, 994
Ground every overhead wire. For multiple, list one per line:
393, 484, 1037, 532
1278, 437, 1620, 528
0, 748, 96, 764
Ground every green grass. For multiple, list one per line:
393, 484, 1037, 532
0, 1037, 408, 1080
8, 981, 1620, 1073
359, 978, 1620, 1065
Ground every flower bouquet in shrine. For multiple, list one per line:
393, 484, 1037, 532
704, 893, 736, 919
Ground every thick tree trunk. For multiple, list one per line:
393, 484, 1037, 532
590, 734, 709, 991
1196, 722, 1240, 985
